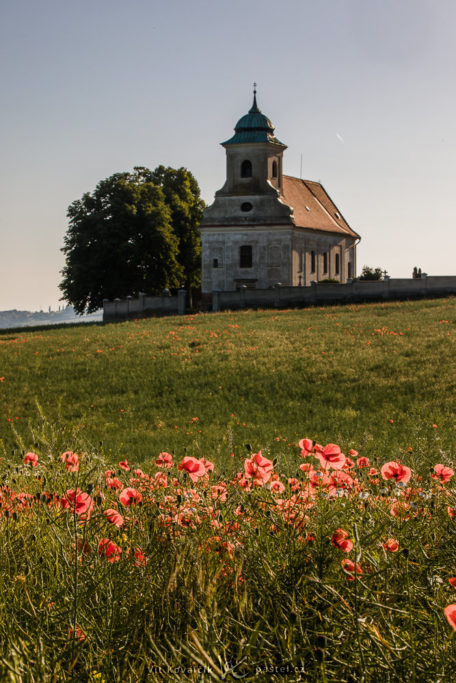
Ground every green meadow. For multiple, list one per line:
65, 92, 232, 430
1, 297, 456, 681
1, 297, 456, 467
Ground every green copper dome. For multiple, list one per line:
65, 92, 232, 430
222, 93, 285, 146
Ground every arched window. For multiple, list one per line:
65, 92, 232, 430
241, 160, 252, 178
272, 160, 278, 178
311, 251, 316, 273
240, 245, 253, 268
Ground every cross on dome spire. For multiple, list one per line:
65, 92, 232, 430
250, 82, 259, 114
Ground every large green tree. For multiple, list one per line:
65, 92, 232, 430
60, 166, 204, 313
148, 165, 205, 302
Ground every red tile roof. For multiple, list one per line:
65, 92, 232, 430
281, 176, 360, 238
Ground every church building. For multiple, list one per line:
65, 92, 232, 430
199, 91, 360, 292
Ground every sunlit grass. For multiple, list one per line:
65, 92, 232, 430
0, 298, 456, 679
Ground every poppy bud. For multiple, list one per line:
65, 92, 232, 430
316, 635, 326, 648
12, 512, 18, 521
245, 444, 252, 452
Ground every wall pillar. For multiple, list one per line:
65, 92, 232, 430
177, 289, 187, 315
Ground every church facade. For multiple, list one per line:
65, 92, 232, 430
199, 92, 360, 293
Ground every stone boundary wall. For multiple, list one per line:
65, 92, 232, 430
103, 277, 456, 321
212, 276, 456, 311
103, 290, 187, 322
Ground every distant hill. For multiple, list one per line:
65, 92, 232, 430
0, 306, 102, 329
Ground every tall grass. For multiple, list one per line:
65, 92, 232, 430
0, 298, 456, 680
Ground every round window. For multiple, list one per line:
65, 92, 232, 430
241, 202, 253, 212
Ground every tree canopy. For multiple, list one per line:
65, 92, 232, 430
60, 166, 205, 313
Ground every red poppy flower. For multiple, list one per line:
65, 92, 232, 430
61, 451, 80, 472
131, 547, 147, 567
432, 464, 454, 484
269, 479, 285, 494
380, 461, 411, 484
341, 558, 362, 580
357, 457, 370, 469
331, 529, 353, 553
98, 538, 122, 562
104, 508, 124, 527
449, 578, 456, 588
444, 604, 456, 630
155, 452, 173, 468
119, 487, 142, 507
315, 444, 346, 471
24, 452, 39, 467
298, 438, 313, 456
119, 459, 130, 471
63, 489, 93, 520
244, 452, 274, 483
383, 538, 399, 552
68, 626, 85, 641
200, 458, 214, 474
178, 456, 207, 482
106, 477, 123, 491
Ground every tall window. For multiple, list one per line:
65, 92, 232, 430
323, 252, 328, 274
348, 262, 353, 279
335, 253, 340, 275
311, 251, 316, 273
241, 160, 252, 178
272, 160, 278, 178
240, 245, 253, 268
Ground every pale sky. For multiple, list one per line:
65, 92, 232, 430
1, 0, 455, 311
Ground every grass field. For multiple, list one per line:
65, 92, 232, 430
1, 297, 456, 681
1, 297, 456, 469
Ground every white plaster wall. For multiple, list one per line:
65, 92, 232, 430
201, 228, 293, 292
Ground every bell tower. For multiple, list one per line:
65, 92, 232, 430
218, 85, 286, 196
200, 87, 293, 227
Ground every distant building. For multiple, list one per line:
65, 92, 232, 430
199, 90, 360, 292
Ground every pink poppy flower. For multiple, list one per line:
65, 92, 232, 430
106, 477, 123, 491
200, 458, 214, 474
155, 452, 173, 468
357, 457, 370, 469
331, 529, 353, 553
119, 487, 142, 507
341, 558, 362, 580
315, 444, 346, 471
132, 547, 147, 567
24, 452, 39, 467
380, 461, 411, 484
98, 538, 122, 562
269, 479, 286, 494
444, 604, 456, 630
64, 489, 93, 520
61, 451, 80, 472
104, 508, 124, 527
177, 456, 206, 482
383, 538, 399, 552
432, 464, 454, 484
244, 452, 274, 483
298, 438, 313, 456
119, 459, 130, 471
